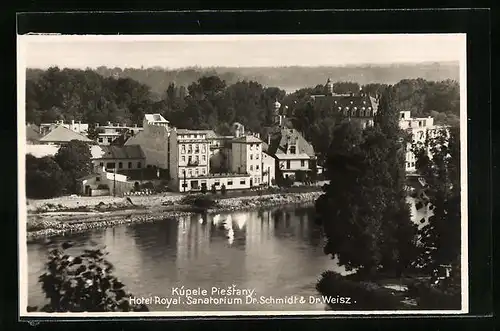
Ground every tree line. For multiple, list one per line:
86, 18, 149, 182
26, 67, 459, 165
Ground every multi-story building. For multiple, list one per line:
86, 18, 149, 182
168, 129, 211, 191
261, 151, 276, 186
399, 110, 449, 173
230, 135, 263, 187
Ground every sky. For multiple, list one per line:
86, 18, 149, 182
19, 34, 465, 69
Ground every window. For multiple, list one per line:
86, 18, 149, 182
215, 181, 220, 186
256, 154, 259, 160
195, 144, 200, 153
98, 138, 103, 143
286, 160, 291, 169
128, 162, 132, 168
201, 144, 206, 153
195, 169, 199, 176
240, 179, 246, 185
107, 138, 113, 143
249, 144, 253, 150
256, 165, 259, 170
401, 113, 404, 119
202, 155, 206, 161
256, 178, 259, 184
182, 156, 185, 162
137, 162, 142, 168
227, 180, 233, 186
301, 160, 305, 167
188, 169, 192, 177
96, 177, 100, 182
99, 162, 104, 167
202, 168, 206, 174
182, 183, 188, 188
250, 165, 253, 171
250, 154, 253, 160
106, 162, 115, 169
188, 156, 192, 164
195, 155, 199, 163
181, 145, 185, 153
289, 146, 296, 154
118, 162, 123, 169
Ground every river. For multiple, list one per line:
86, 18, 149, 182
26, 198, 430, 312
27, 204, 345, 311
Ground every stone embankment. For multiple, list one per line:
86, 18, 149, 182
26, 191, 324, 241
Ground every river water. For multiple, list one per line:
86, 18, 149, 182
27, 198, 430, 312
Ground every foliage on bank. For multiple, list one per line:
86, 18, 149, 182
28, 241, 148, 312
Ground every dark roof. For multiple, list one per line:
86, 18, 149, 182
26, 125, 41, 142
267, 128, 315, 157
97, 145, 145, 159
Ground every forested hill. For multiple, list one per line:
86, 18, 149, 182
26, 62, 459, 95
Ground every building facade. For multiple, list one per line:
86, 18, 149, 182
124, 120, 170, 169
92, 145, 146, 172
168, 129, 211, 191
230, 135, 263, 187
261, 151, 276, 186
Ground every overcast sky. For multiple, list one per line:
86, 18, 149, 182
19, 34, 465, 69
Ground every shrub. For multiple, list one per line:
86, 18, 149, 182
180, 194, 218, 210
32, 242, 148, 312
200, 185, 207, 194
211, 184, 217, 194
406, 279, 461, 309
316, 270, 402, 310
221, 184, 227, 195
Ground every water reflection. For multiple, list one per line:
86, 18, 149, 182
28, 205, 340, 311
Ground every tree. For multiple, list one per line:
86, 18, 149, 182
200, 184, 207, 194
221, 184, 227, 195
54, 140, 93, 193
26, 155, 68, 198
87, 124, 100, 141
32, 241, 149, 312
413, 126, 460, 274
316, 89, 417, 276
211, 184, 217, 194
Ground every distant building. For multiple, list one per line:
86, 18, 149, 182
95, 122, 143, 145
143, 113, 169, 128
92, 145, 146, 172
76, 166, 134, 197
40, 120, 89, 136
39, 125, 94, 145
26, 124, 41, 144
399, 110, 448, 173
267, 127, 316, 180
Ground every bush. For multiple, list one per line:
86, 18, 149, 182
316, 271, 402, 310
180, 194, 218, 210
221, 184, 227, 195
200, 185, 207, 194
31, 242, 148, 312
406, 279, 461, 310
211, 184, 217, 194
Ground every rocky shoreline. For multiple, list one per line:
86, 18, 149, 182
26, 191, 323, 242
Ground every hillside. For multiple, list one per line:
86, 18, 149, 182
26, 62, 459, 95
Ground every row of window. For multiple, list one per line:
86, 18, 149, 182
100, 161, 142, 169
248, 144, 260, 151
281, 160, 307, 169
249, 164, 260, 171
180, 143, 207, 154
406, 162, 416, 168
98, 137, 114, 144
181, 155, 206, 163
178, 134, 205, 139
181, 167, 207, 178
249, 153, 260, 160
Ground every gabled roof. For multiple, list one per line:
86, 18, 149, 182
232, 135, 263, 144
144, 113, 169, 123
96, 145, 145, 160
267, 128, 315, 157
39, 125, 93, 143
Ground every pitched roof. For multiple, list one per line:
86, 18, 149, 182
144, 113, 169, 123
199, 130, 219, 139
267, 128, 315, 157
96, 145, 145, 160
39, 125, 93, 143
232, 135, 263, 144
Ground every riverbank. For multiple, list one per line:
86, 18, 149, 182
26, 191, 323, 241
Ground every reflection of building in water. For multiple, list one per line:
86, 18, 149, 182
176, 215, 211, 268
245, 210, 275, 251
